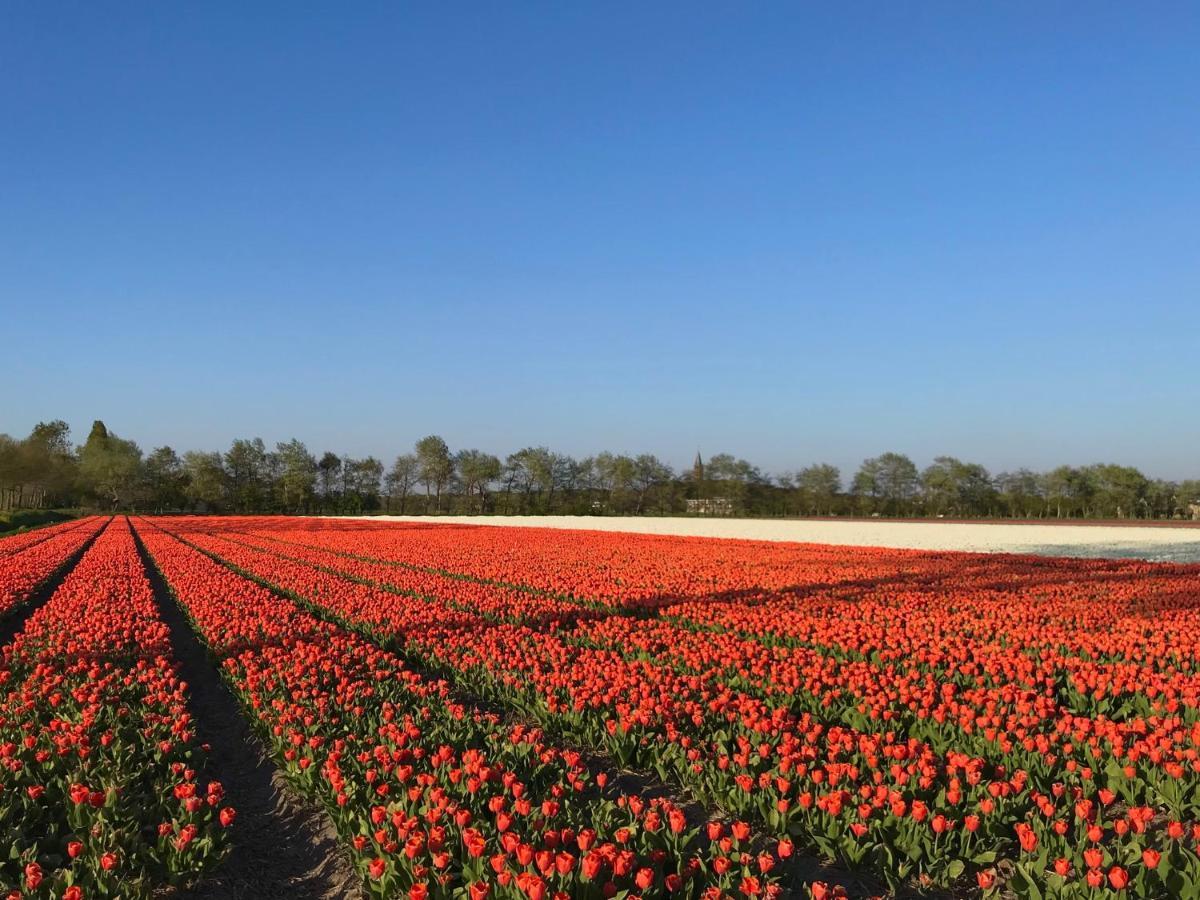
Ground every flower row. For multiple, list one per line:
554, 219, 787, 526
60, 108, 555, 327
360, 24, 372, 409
157, 516, 1200, 897
0, 518, 229, 898
137, 519, 794, 899
0, 518, 108, 621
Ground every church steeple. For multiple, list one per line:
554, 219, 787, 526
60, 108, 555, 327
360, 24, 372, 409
692, 450, 704, 482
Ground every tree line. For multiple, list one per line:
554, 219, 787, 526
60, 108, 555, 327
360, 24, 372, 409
2, 420, 1198, 520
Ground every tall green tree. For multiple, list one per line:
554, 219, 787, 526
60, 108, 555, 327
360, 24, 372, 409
317, 452, 342, 509
415, 435, 454, 513
224, 438, 270, 512
342, 456, 384, 512
0, 421, 78, 509
995, 469, 1044, 517
920, 457, 995, 517
594, 452, 636, 513
455, 449, 502, 512
182, 451, 229, 511
384, 454, 419, 514
853, 452, 920, 515
793, 464, 841, 515
78, 421, 143, 510
704, 453, 763, 513
631, 454, 673, 514
144, 446, 187, 512
276, 439, 317, 512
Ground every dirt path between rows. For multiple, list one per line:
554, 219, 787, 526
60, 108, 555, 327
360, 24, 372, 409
131, 520, 361, 900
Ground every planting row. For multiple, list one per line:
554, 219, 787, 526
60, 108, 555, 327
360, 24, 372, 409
0, 517, 229, 898
0, 517, 108, 621
153, 516, 1200, 898
0, 519, 91, 561
204, 516, 1199, 616
135, 519, 798, 899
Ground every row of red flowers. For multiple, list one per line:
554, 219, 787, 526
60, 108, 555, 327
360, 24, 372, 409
0, 518, 107, 620
0, 519, 95, 562
136, 519, 796, 898
0, 518, 229, 898
166, 516, 1200, 897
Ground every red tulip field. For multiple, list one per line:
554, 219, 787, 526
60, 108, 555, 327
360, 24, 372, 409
3, 516, 1200, 898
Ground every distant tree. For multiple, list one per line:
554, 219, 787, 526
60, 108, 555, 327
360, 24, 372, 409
920, 457, 995, 517
704, 453, 763, 513
1083, 463, 1149, 519
529, 448, 566, 512
556, 456, 588, 510
415, 435, 453, 513
853, 452, 919, 515
502, 450, 534, 513
1173, 480, 1200, 519
1041, 465, 1103, 518
1041, 466, 1075, 518
224, 438, 270, 512
276, 439, 317, 512
1, 420, 79, 509
316, 452, 342, 508
594, 452, 636, 513
182, 450, 228, 511
706, 454, 763, 484
995, 469, 1044, 517
144, 446, 187, 512
572, 457, 600, 512
78, 421, 143, 510
793, 464, 841, 515
384, 454, 419, 514
631, 454, 673, 514
0, 435, 20, 510
1145, 479, 1178, 519
337, 457, 384, 513
29, 421, 75, 499
455, 449, 502, 512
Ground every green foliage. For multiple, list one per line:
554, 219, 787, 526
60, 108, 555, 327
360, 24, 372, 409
78, 420, 143, 510
1, 416, 1197, 519
0, 508, 78, 535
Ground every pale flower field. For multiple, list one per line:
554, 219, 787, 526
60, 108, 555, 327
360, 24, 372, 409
346, 515, 1200, 562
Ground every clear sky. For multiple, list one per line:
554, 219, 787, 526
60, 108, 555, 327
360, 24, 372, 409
3, 3, 1198, 479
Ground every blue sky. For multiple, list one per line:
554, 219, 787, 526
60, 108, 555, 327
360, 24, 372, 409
3, 3, 1198, 479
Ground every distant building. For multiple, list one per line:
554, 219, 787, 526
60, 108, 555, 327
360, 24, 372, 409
686, 497, 734, 516
687, 451, 732, 514
1189, 503, 1200, 521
